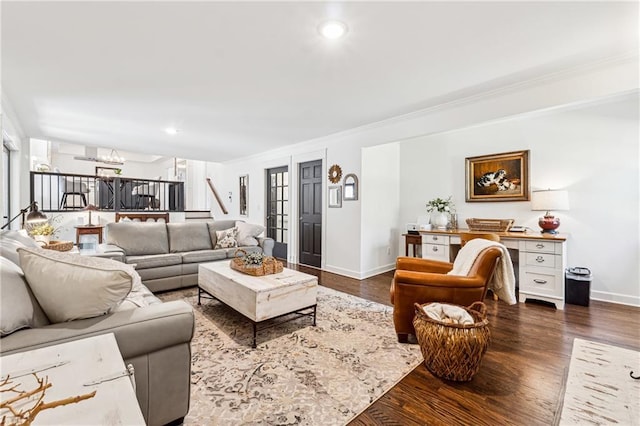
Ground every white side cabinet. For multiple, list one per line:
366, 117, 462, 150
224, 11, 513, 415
518, 239, 567, 309
421, 233, 450, 262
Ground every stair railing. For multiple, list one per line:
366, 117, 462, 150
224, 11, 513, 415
206, 178, 228, 214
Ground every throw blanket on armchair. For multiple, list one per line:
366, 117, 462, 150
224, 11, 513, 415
448, 238, 517, 304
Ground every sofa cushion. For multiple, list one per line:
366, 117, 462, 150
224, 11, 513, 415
107, 222, 169, 256
110, 275, 161, 313
207, 221, 237, 247
167, 223, 212, 253
235, 221, 265, 247
181, 249, 227, 264
125, 253, 182, 270
0, 230, 41, 266
1, 257, 50, 336
17, 247, 135, 323
214, 227, 238, 249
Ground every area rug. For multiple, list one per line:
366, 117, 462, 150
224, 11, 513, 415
558, 338, 640, 425
158, 286, 422, 425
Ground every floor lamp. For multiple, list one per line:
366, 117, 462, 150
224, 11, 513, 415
1, 202, 48, 230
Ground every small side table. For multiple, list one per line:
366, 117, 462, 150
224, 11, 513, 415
404, 233, 422, 257
75, 225, 104, 245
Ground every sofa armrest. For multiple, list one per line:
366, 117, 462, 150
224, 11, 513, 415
0, 301, 195, 359
258, 237, 275, 257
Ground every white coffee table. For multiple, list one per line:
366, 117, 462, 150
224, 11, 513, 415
198, 260, 318, 348
0, 333, 145, 425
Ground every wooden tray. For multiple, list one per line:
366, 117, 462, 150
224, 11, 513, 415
465, 218, 514, 232
230, 255, 283, 276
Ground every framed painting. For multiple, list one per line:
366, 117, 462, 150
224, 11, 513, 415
239, 175, 248, 216
465, 150, 530, 202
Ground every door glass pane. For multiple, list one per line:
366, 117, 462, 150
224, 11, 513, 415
283, 172, 288, 186
283, 200, 288, 213
283, 215, 288, 229
277, 216, 282, 228
277, 202, 282, 214
271, 175, 276, 186
277, 187, 283, 201
276, 173, 282, 186
283, 229, 288, 242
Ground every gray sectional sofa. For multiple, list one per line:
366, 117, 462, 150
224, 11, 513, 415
0, 231, 194, 426
106, 220, 274, 293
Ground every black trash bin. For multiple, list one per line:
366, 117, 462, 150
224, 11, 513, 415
565, 267, 592, 306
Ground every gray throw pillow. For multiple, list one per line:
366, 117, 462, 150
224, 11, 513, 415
0, 257, 50, 336
235, 221, 265, 247
18, 247, 135, 323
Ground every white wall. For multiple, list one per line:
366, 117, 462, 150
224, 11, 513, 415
361, 143, 400, 277
399, 93, 639, 306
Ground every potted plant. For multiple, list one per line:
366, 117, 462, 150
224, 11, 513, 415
28, 222, 56, 245
426, 196, 455, 229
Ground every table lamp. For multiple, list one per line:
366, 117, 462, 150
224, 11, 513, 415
531, 189, 569, 234
83, 204, 99, 226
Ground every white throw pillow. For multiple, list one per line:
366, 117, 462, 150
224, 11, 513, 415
214, 227, 238, 249
235, 221, 265, 247
18, 247, 135, 323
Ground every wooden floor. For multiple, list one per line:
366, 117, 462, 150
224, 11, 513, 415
292, 264, 640, 426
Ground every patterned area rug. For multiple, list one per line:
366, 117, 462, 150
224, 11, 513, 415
159, 286, 421, 425
559, 338, 640, 425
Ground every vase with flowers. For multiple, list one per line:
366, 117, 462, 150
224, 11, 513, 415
27, 216, 61, 246
426, 196, 455, 229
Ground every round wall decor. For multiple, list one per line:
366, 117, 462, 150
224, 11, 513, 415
328, 164, 342, 183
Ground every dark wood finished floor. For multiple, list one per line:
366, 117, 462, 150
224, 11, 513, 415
291, 264, 640, 426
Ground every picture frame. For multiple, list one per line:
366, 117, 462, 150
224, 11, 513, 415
95, 166, 122, 177
239, 175, 248, 216
465, 150, 530, 202
328, 185, 342, 208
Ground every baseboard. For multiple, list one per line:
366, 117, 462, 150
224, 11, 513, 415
323, 263, 395, 280
590, 290, 640, 307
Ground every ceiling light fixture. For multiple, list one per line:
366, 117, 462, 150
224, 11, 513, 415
165, 127, 179, 135
318, 20, 348, 40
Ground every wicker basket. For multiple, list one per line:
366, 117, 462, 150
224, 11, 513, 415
229, 249, 284, 276
466, 218, 514, 232
413, 301, 491, 382
44, 240, 74, 252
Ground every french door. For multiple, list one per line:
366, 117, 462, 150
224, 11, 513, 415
266, 166, 288, 259
298, 160, 322, 268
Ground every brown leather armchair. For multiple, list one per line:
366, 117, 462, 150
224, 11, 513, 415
390, 246, 502, 343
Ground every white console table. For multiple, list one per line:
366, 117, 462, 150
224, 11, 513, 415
0, 333, 145, 425
405, 229, 568, 309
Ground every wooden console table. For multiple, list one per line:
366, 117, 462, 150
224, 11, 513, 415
403, 229, 568, 309
0, 334, 145, 425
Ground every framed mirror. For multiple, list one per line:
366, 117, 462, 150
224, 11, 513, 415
328, 185, 342, 208
239, 175, 248, 216
343, 173, 358, 201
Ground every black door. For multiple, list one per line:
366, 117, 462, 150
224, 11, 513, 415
298, 160, 322, 267
266, 166, 288, 259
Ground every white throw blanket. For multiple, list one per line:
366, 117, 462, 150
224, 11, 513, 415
423, 303, 474, 325
447, 238, 517, 305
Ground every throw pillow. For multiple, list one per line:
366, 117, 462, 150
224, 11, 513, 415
18, 247, 136, 323
0, 257, 50, 336
214, 227, 238, 249
235, 221, 265, 247
0, 230, 40, 266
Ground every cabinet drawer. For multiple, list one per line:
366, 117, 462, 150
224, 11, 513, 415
525, 252, 557, 268
524, 241, 559, 254
521, 271, 561, 297
423, 234, 449, 245
423, 243, 448, 261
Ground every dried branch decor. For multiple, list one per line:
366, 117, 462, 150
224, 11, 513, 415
0, 373, 96, 426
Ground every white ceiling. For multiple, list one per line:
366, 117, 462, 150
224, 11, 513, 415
2, 1, 637, 162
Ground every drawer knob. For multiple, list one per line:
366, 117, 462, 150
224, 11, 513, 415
432, 236, 438, 241
432, 247, 438, 252
533, 279, 547, 284
536, 243, 545, 249
535, 256, 545, 263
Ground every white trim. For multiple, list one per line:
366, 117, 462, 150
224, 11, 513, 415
360, 264, 396, 280
590, 291, 640, 308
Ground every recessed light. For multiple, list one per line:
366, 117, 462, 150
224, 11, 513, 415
165, 127, 179, 135
318, 20, 348, 40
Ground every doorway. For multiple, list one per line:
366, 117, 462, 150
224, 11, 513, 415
298, 160, 322, 268
266, 166, 288, 259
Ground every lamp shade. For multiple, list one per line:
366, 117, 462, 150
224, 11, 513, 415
25, 202, 47, 224
531, 190, 569, 212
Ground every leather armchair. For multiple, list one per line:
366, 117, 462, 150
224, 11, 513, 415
390, 246, 502, 343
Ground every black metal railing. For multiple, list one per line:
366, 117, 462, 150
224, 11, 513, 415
30, 172, 185, 213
